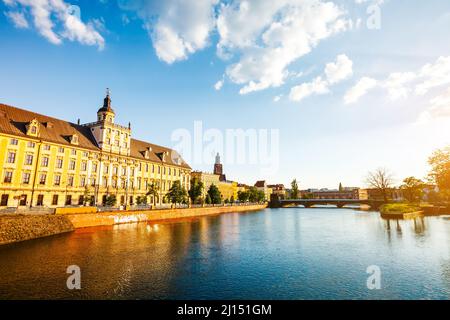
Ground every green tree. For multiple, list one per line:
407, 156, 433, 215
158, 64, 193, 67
291, 179, 299, 199
188, 178, 204, 204
104, 195, 116, 206
165, 180, 188, 206
257, 190, 266, 202
230, 196, 235, 203
205, 194, 212, 204
146, 182, 159, 206
401, 177, 424, 203
248, 187, 259, 203
136, 195, 147, 205
238, 190, 249, 202
207, 184, 222, 204
428, 147, 450, 200
339, 182, 343, 192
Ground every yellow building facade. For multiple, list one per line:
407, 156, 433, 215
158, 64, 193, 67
190, 171, 238, 202
0, 94, 191, 209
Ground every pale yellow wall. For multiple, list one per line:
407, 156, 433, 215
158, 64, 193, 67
0, 132, 191, 208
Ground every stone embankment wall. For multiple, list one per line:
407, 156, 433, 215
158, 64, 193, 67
0, 204, 267, 245
0, 215, 74, 245
65, 204, 267, 228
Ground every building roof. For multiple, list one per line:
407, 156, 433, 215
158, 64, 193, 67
0, 103, 190, 169
254, 180, 266, 187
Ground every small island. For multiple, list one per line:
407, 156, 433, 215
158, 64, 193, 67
380, 203, 424, 220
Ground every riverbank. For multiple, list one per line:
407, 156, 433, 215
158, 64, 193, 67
0, 204, 267, 245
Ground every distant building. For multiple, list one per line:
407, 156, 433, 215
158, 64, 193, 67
358, 188, 403, 201
214, 153, 226, 181
268, 184, 286, 198
254, 180, 272, 201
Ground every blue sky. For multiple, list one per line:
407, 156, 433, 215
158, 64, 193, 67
1, 0, 450, 189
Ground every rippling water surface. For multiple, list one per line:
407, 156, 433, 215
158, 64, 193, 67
0, 207, 449, 299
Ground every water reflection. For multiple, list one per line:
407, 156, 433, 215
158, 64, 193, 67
0, 208, 449, 299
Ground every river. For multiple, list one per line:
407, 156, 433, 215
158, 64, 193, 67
0, 207, 449, 299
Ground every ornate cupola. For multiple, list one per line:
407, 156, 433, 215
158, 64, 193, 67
97, 88, 115, 123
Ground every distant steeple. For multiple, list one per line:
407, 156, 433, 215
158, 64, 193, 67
215, 152, 221, 165
98, 88, 115, 114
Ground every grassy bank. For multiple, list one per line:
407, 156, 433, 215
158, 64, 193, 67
380, 203, 421, 214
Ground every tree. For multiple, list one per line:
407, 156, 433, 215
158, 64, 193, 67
188, 178, 204, 204
257, 190, 266, 202
146, 182, 159, 206
339, 182, 343, 192
104, 195, 116, 206
428, 147, 450, 200
136, 195, 147, 205
401, 177, 424, 203
238, 190, 249, 202
230, 196, 235, 203
165, 180, 188, 206
205, 194, 212, 204
248, 187, 260, 203
291, 179, 299, 199
366, 168, 394, 202
207, 184, 222, 204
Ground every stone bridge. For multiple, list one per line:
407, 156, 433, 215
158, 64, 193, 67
269, 195, 386, 210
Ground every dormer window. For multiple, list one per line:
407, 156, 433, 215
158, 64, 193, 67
69, 134, 79, 145
26, 119, 40, 137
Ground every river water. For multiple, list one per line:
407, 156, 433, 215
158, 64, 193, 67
0, 207, 449, 299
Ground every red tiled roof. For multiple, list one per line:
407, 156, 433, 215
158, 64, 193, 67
0, 103, 190, 169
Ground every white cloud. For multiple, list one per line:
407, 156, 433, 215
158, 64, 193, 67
348, 56, 450, 104
289, 76, 329, 102
273, 95, 282, 102
214, 79, 224, 91
3, 0, 105, 49
415, 56, 450, 95
344, 77, 378, 104
120, 0, 218, 64
289, 54, 353, 102
324, 54, 353, 84
221, 0, 351, 94
418, 87, 450, 123
5, 11, 29, 28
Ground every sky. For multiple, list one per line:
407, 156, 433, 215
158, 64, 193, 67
1, 0, 450, 189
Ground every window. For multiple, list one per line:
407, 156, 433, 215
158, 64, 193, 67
10, 138, 18, 145
168, 168, 171, 175
24, 154, 33, 165
91, 178, 96, 186
58, 147, 64, 153
104, 165, 109, 174
82, 151, 88, 157
1, 194, 8, 206
30, 126, 37, 134
92, 163, 98, 173
22, 172, 31, 184
115, 140, 119, 147
7, 151, 16, 163
81, 161, 87, 171
39, 174, 46, 185
56, 158, 63, 169
3, 171, 13, 183
69, 160, 76, 170
52, 194, 59, 206
27, 141, 35, 148
113, 166, 118, 175
106, 138, 111, 145
19, 195, 27, 206
146, 164, 149, 172
65, 195, 72, 206
80, 176, 86, 187
78, 196, 84, 206
54, 175, 61, 186
43, 144, 51, 151
36, 195, 44, 206
67, 176, 74, 187
122, 167, 126, 175
41, 156, 49, 167
71, 149, 77, 156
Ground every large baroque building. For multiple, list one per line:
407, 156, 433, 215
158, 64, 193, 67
0, 92, 191, 208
